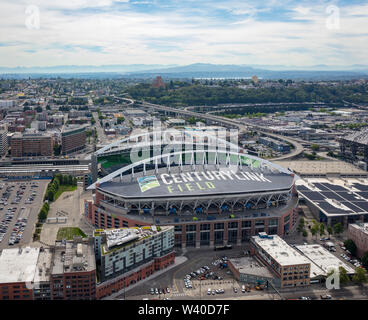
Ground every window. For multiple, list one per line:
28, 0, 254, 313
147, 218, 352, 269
214, 230, 224, 245
200, 224, 210, 231
186, 233, 195, 247
241, 229, 251, 242
255, 220, 265, 226
174, 225, 182, 232
228, 229, 238, 244
200, 232, 210, 246
242, 221, 251, 228
186, 225, 196, 232
214, 223, 224, 230
228, 222, 238, 229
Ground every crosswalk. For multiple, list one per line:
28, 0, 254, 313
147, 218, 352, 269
172, 292, 187, 297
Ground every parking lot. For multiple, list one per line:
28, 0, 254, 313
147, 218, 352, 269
119, 246, 277, 300
0, 179, 49, 249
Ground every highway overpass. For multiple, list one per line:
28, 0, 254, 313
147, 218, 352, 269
139, 100, 304, 160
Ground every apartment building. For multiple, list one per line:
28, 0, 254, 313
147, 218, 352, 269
94, 226, 175, 298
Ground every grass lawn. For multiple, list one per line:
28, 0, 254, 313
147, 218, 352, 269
57, 227, 86, 240
54, 184, 77, 201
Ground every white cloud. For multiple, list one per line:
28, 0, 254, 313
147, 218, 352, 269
0, 0, 367, 67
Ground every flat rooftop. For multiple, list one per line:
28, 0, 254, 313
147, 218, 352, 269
275, 160, 368, 177
52, 240, 95, 275
252, 234, 311, 266
229, 256, 274, 278
0, 247, 40, 284
34, 248, 53, 283
296, 178, 368, 217
295, 244, 355, 276
350, 222, 368, 235
95, 226, 172, 254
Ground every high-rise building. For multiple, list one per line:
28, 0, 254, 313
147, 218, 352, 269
94, 226, 175, 298
61, 126, 86, 155
0, 130, 8, 156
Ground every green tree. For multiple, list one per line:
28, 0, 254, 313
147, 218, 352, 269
327, 226, 333, 235
339, 267, 350, 285
352, 267, 368, 284
53, 143, 61, 156
344, 239, 357, 256
47, 190, 54, 202
311, 144, 320, 151
361, 252, 368, 267
67, 174, 73, 185
302, 229, 308, 237
319, 223, 325, 236
311, 224, 319, 239
333, 222, 344, 236
117, 116, 125, 124
38, 209, 47, 221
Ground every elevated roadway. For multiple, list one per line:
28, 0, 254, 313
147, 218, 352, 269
139, 100, 304, 160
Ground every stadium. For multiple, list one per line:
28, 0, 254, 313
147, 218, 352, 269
90, 127, 241, 181
86, 128, 300, 249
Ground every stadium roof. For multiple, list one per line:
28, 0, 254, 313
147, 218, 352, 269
98, 166, 294, 200
89, 150, 295, 190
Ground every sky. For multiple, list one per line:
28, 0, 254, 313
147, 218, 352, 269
0, 0, 368, 68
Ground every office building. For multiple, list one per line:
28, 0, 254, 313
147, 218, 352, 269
61, 125, 86, 155
250, 233, 311, 288
10, 132, 53, 157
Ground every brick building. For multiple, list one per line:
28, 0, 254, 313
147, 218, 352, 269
50, 239, 96, 300
10, 132, 53, 157
250, 233, 311, 288
348, 223, 368, 258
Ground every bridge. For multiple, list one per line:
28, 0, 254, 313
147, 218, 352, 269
138, 100, 304, 161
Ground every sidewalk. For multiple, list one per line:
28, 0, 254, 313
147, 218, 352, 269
103, 255, 188, 300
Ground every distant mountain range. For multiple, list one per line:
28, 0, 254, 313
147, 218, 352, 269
1, 63, 368, 80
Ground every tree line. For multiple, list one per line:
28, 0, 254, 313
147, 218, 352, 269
127, 82, 368, 108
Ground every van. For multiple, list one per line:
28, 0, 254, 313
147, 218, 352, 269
241, 285, 246, 293
207, 288, 211, 295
